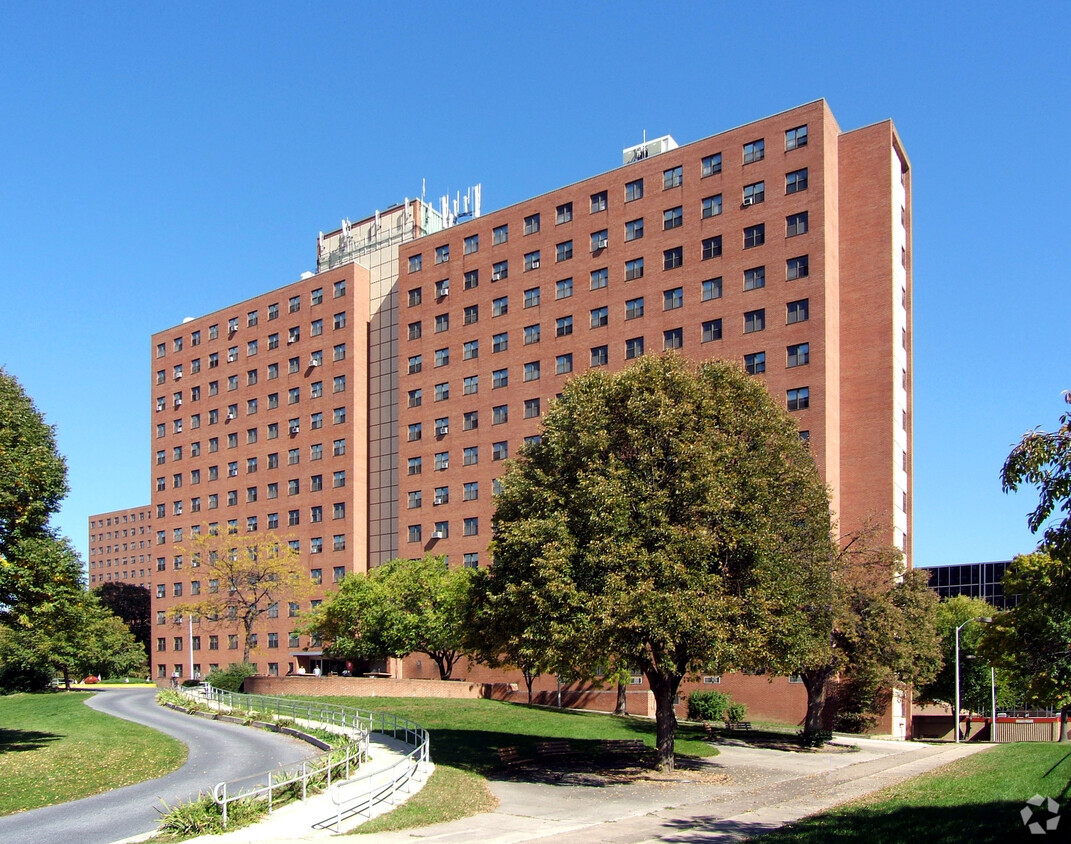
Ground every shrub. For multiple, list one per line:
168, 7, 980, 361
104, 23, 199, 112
687, 690, 731, 722
157, 793, 263, 835
797, 728, 833, 748
0, 662, 54, 694
726, 702, 748, 723
205, 663, 257, 693
181, 678, 202, 688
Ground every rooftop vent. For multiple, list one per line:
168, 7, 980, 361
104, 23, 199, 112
622, 134, 678, 165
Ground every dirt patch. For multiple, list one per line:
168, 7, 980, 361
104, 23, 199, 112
496, 754, 730, 787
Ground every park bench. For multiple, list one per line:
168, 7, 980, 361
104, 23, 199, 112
535, 739, 577, 758
497, 746, 526, 766
725, 721, 753, 732
601, 739, 646, 754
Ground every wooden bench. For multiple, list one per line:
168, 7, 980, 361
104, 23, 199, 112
601, 739, 647, 754
497, 746, 526, 766
725, 721, 753, 731
535, 739, 576, 758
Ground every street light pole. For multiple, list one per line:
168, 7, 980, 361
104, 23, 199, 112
954, 616, 993, 744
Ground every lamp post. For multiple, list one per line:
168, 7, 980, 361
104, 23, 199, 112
955, 616, 992, 743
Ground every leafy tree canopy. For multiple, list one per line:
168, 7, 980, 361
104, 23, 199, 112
93, 582, 151, 658
482, 355, 834, 769
305, 555, 473, 680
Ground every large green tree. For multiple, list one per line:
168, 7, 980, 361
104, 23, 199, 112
0, 369, 76, 626
1002, 391, 1071, 563
306, 555, 474, 680
981, 552, 1071, 739
483, 355, 834, 770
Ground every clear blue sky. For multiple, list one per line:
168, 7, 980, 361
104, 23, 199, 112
1, 1, 1067, 568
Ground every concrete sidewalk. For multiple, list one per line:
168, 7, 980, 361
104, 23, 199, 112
355, 737, 992, 844
180, 734, 433, 843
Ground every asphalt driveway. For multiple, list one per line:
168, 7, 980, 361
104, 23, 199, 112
0, 687, 320, 844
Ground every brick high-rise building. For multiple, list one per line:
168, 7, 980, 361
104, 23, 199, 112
87, 505, 154, 589
131, 99, 912, 731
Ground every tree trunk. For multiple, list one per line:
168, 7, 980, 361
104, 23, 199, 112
800, 667, 832, 734
1061, 705, 1068, 743
647, 672, 679, 772
522, 666, 536, 704
432, 651, 456, 680
615, 680, 627, 716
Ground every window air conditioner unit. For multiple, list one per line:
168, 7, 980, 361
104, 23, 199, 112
174, 373, 182, 379
226, 412, 235, 420
742, 196, 755, 206
174, 399, 182, 408
434, 496, 446, 505
531, 260, 540, 269
439, 286, 449, 296
432, 531, 444, 539
437, 425, 448, 435
289, 425, 299, 434
309, 359, 320, 367
492, 271, 503, 281
287, 338, 296, 344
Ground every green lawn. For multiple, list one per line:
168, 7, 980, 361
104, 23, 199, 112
0, 692, 187, 815
758, 742, 1071, 843
305, 695, 717, 834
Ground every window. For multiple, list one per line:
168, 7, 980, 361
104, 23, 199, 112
464, 517, 478, 537
523, 361, 540, 381
434, 278, 449, 298
464, 233, 479, 254
590, 305, 608, 328
434, 382, 450, 401
524, 213, 540, 235
434, 244, 449, 264
744, 266, 766, 291
408, 491, 422, 510
787, 387, 810, 411
744, 352, 766, 375
408, 525, 422, 544
663, 287, 683, 311
492, 296, 508, 317
311, 411, 323, 429
663, 165, 683, 189
744, 224, 765, 249
310, 443, 323, 461
702, 236, 722, 260
554, 279, 573, 300
435, 313, 449, 333
333, 279, 346, 298
492, 441, 508, 461
523, 287, 540, 309
785, 124, 808, 150
555, 316, 573, 338
787, 211, 809, 237
702, 277, 722, 301
492, 224, 508, 245
663, 247, 683, 270
590, 267, 608, 290
463, 445, 479, 466
787, 298, 810, 324
625, 178, 644, 202
663, 328, 683, 350
407, 288, 423, 309
590, 190, 607, 213
333, 311, 346, 329
408, 389, 422, 408
702, 319, 722, 342
625, 336, 644, 359
556, 353, 573, 375
464, 375, 478, 395
625, 258, 644, 280
524, 324, 541, 344
665, 207, 684, 230
463, 339, 479, 360
435, 347, 450, 367
492, 405, 508, 425
787, 342, 810, 368
743, 138, 765, 164
492, 368, 509, 388
524, 398, 540, 418
433, 485, 450, 505
701, 194, 722, 218
744, 309, 766, 333
743, 181, 765, 206
786, 168, 808, 194
463, 411, 478, 431
408, 355, 422, 375
625, 297, 645, 320
461, 481, 479, 503
407, 457, 422, 476
556, 202, 572, 224
787, 255, 809, 280
524, 250, 541, 271
625, 218, 644, 241
434, 451, 449, 470
591, 229, 608, 251
408, 321, 422, 341
288, 387, 300, 405
464, 270, 478, 291
333, 343, 346, 361
556, 240, 573, 262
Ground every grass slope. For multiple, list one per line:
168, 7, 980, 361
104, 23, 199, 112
0, 692, 187, 815
760, 742, 1071, 843
309, 695, 717, 834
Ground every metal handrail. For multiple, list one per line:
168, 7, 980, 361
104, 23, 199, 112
174, 686, 430, 830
